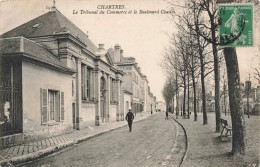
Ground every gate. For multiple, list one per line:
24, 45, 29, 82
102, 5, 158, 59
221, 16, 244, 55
0, 58, 22, 137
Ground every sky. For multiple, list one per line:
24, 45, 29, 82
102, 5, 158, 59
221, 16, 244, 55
0, 0, 259, 100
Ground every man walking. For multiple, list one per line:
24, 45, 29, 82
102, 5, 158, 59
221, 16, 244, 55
125, 109, 134, 132
165, 111, 168, 120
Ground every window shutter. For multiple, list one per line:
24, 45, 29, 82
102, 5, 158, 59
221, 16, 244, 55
41, 88, 48, 123
61, 92, 64, 121
55, 91, 60, 122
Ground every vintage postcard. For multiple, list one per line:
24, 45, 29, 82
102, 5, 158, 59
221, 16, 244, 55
0, 0, 259, 166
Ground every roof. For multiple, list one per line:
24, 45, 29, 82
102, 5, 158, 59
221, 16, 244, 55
108, 48, 133, 64
120, 56, 134, 64
107, 48, 115, 62
0, 37, 74, 74
0, 8, 97, 53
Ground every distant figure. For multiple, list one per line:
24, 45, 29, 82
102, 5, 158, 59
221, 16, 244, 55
125, 109, 135, 132
165, 111, 169, 120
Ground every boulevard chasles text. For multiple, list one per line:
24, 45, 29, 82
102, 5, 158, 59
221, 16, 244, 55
72, 4, 173, 15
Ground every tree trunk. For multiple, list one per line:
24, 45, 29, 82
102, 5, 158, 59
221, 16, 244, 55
195, 21, 207, 124
192, 70, 197, 121
176, 91, 179, 119
197, 99, 199, 113
183, 72, 186, 116
211, 30, 221, 132
188, 73, 190, 119
224, 47, 245, 155
172, 97, 175, 114
224, 81, 227, 116
197, 40, 207, 124
176, 72, 179, 119
201, 72, 207, 124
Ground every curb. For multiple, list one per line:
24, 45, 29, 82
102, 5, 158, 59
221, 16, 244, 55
0, 140, 77, 166
170, 115, 188, 167
0, 113, 153, 166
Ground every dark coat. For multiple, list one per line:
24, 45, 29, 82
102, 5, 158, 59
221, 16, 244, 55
125, 111, 134, 122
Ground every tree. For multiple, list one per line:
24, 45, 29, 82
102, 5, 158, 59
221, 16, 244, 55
224, 48, 245, 155
253, 68, 260, 84
193, 0, 247, 155
162, 78, 176, 113
170, 1, 215, 124
189, 0, 222, 132
169, 0, 249, 155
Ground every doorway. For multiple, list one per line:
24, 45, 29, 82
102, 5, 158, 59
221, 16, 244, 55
100, 77, 106, 123
0, 59, 22, 137
125, 101, 129, 113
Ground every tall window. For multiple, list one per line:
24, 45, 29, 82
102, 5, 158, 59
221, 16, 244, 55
110, 78, 117, 103
48, 90, 56, 121
82, 65, 93, 101
81, 64, 86, 100
87, 68, 91, 98
110, 78, 113, 102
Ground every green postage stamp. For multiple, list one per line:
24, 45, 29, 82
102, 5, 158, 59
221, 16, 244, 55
218, 4, 253, 47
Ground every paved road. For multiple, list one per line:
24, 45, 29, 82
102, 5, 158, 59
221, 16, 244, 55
18, 113, 184, 167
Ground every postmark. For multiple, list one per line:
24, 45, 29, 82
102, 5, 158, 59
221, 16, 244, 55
218, 4, 253, 47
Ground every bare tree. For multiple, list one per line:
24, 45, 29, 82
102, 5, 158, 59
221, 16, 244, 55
162, 77, 176, 113
168, 0, 249, 155
191, 0, 222, 132
253, 68, 260, 84
224, 48, 246, 155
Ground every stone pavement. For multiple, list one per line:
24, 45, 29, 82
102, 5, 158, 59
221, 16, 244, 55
0, 112, 153, 166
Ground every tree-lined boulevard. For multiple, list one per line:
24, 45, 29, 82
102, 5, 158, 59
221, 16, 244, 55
0, 0, 259, 166
161, 0, 259, 157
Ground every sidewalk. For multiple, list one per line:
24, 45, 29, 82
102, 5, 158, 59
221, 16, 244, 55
174, 112, 259, 167
0, 112, 153, 166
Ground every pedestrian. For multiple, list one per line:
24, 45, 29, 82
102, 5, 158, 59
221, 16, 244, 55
165, 111, 168, 120
125, 109, 134, 132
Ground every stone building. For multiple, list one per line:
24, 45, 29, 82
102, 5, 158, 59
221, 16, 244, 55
241, 85, 260, 115
0, 8, 124, 145
148, 90, 157, 114
142, 75, 149, 113
157, 101, 166, 112
108, 45, 156, 116
0, 37, 74, 145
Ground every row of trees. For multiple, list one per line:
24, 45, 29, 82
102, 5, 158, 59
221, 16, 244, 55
161, 0, 258, 156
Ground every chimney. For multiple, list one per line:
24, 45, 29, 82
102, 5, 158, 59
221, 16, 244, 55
98, 44, 105, 50
137, 67, 141, 72
114, 44, 121, 62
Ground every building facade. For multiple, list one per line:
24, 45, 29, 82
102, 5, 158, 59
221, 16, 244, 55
108, 45, 156, 116
0, 8, 124, 146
